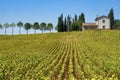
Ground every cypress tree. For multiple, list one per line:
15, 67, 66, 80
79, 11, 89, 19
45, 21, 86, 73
67, 15, 71, 32
78, 13, 85, 31
75, 14, 78, 22
108, 8, 114, 29
57, 14, 64, 32
64, 17, 67, 31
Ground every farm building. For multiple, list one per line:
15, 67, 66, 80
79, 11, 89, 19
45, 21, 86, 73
82, 15, 110, 31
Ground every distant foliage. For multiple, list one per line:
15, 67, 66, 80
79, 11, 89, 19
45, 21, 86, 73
0, 24, 3, 29
0, 21, 54, 35
1, 8, 120, 35
40, 22, 46, 34
24, 23, 32, 34
33, 22, 39, 34
78, 13, 85, 31
47, 23, 53, 32
114, 19, 120, 29
57, 14, 64, 32
10, 22, 16, 35
17, 21, 23, 35
56, 13, 85, 32
3, 23, 9, 35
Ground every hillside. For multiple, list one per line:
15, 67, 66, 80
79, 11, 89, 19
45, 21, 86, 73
0, 31, 120, 80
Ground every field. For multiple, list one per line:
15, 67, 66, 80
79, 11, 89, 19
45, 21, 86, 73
0, 30, 120, 80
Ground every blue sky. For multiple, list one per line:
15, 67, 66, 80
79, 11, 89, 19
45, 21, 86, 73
0, 0, 120, 34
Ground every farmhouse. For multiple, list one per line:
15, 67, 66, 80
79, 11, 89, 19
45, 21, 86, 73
82, 15, 110, 30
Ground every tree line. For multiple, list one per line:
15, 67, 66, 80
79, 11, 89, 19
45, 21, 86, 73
0, 8, 120, 35
55, 8, 120, 32
56, 13, 85, 32
0, 22, 53, 35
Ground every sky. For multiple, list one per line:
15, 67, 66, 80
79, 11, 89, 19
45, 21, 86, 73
0, 0, 120, 34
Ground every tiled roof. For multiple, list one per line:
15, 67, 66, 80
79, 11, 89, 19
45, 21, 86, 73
95, 15, 109, 21
82, 23, 97, 27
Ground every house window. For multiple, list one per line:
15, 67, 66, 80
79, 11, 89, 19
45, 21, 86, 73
103, 26, 105, 29
103, 20, 105, 23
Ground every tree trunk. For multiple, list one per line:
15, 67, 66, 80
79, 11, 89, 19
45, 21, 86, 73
34, 30, 36, 34
42, 29, 43, 34
27, 30, 28, 35
68, 24, 69, 32
50, 30, 51, 33
19, 27, 21, 35
5, 28, 6, 35
12, 27, 14, 35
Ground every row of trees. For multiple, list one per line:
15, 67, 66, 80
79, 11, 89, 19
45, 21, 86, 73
56, 13, 85, 32
0, 22, 53, 35
0, 8, 119, 35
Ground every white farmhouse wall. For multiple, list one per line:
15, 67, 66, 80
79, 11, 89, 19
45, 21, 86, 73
82, 16, 110, 31
97, 18, 110, 29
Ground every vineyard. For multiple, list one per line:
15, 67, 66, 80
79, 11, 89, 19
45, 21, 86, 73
0, 30, 120, 80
